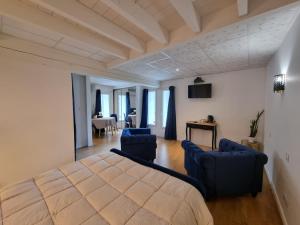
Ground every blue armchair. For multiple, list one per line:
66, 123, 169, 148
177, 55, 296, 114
121, 128, 157, 161
182, 139, 268, 199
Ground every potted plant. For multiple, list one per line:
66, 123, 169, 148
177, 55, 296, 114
249, 110, 264, 143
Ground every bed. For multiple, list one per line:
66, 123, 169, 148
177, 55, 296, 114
0, 150, 213, 225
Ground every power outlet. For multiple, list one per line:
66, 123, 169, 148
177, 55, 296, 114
285, 152, 290, 163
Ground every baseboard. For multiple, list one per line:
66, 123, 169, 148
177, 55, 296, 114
264, 168, 288, 225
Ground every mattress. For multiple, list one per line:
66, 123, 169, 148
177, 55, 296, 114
0, 151, 213, 225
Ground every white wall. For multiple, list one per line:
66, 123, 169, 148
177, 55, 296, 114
264, 14, 300, 225
154, 68, 266, 146
72, 74, 88, 149
0, 51, 74, 186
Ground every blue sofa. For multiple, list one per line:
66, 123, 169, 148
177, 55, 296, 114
121, 128, 157, 161
182, 139, 268, 199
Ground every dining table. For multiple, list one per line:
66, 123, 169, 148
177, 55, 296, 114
92, 117, 117, 136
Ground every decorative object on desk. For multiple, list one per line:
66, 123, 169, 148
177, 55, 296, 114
207, 115, 214, 123
194, 76, 204, 84
273, 74, 286, 93
249, 110, 264, 143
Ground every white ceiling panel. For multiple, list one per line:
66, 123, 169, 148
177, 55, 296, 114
203, 37, 249, 67
197, 23, 248, 48
115, 4, 300, 80
248, 32, 283, 66
163, 42, 208, 64
248, 7, 297, 34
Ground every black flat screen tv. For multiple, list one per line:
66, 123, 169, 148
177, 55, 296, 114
188, 84, 212, 98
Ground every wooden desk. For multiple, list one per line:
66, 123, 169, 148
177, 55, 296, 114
186, 121, 217, 149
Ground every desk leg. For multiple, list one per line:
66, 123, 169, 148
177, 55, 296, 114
189, 127, 191, 141
186, 125, 188, 140
214, 127, 217, 149
211, 129, 214, 150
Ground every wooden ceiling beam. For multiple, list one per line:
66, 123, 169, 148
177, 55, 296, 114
0, 0, 129, 59
101, 0, 169, 44
29, 0, 145, 52
0, 33, 159, 87
169, 0, 201, 32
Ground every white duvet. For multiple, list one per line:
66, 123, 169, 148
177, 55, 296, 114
0, 151, 213, 225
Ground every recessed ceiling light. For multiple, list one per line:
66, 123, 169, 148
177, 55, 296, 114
176, 68, 180, 72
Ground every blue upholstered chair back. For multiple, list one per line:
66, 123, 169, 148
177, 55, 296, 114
121, 128, 157, 161
110, 113, 118, 122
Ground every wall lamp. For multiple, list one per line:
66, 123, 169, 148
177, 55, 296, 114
273, 74, 286, 93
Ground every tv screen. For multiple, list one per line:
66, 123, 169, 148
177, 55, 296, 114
188, 84, 212, 98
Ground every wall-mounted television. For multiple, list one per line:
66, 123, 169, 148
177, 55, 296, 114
188, 84, 212, 98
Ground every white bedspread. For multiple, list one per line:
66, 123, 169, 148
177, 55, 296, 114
0, 152, 213, 225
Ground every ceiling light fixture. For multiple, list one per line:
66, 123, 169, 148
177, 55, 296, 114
176, 68, 180, 72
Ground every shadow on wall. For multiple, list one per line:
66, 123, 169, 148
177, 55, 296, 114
272, 152, 300, 225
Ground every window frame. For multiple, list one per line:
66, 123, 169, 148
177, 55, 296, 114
101, 93, 110, 118
118, 94, 127, 121
147, 90, 156, 126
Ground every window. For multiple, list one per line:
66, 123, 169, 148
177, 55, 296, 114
162, 90, 170, 128
118, 94, 126, 121
101, 94, 110, 117
147, 90, 156, 125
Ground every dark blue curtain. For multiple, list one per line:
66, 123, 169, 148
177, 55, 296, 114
165, 86, 177, 140
140, 89, 148, 128
126, 92, 131, 116
95, 89, 102, 116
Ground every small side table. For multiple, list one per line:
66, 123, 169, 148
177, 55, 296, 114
241, 139, 263, 151
186, 121, 217, 150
